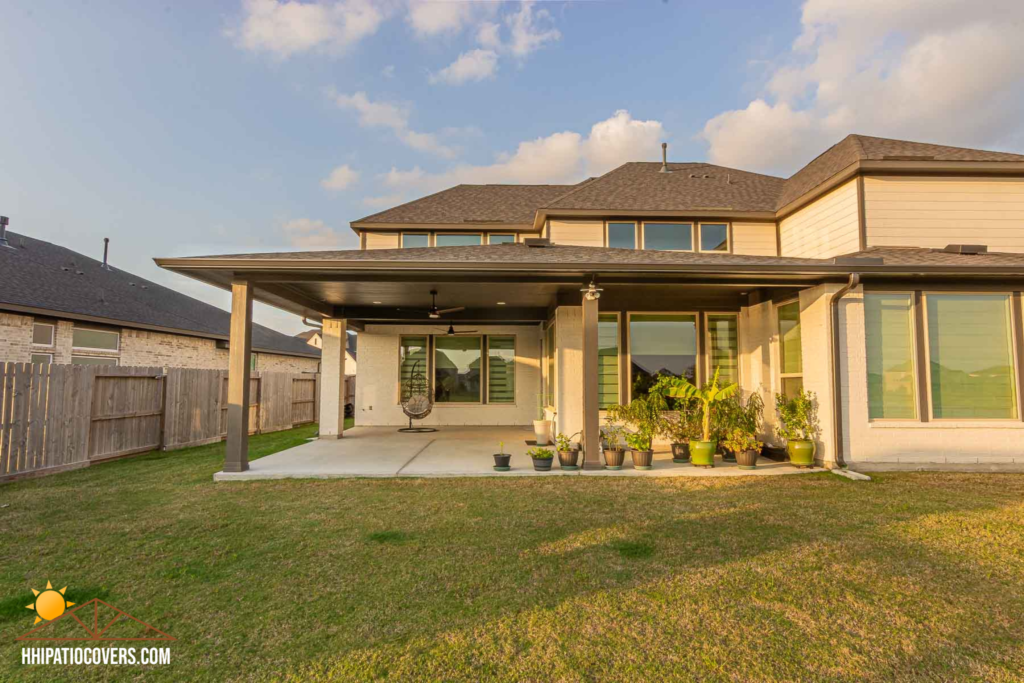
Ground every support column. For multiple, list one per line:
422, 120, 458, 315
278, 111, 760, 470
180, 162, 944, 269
582, 293, 601, 469
319, 318, 348, 439
225, 280, 253, 473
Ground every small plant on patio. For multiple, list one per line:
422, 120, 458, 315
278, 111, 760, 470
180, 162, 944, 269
493, 441, 511, 472
555, 432, 582, 470
657, 368, 738, 468
722, 429, 763, 470
712, 391, 765, 463
600, 423, 627, 470
775, 389, 820, 468
606, 394, 666, 471
526, 446, 555, 472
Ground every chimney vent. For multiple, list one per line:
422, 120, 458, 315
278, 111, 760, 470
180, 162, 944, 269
101, 237, 112, 270
524, 238, 552, 248
0, 216, 11, 249
659, 142, 670, 173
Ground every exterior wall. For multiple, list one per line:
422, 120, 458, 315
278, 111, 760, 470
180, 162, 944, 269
354, 323, 541, 426
0, 313, 35, 362
548, 220, 604, 247
797, 284, 841, 467
864, 176, 1024, 252
256, 352, 320, 373
553, 306, 583, 439
737, 299, 777, 437
732, 222, 778, 256
364, 232, 400, 250
839, 287, 1024, 469
779, 179, 860, 259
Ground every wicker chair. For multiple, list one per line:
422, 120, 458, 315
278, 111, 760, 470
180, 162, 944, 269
399, 360, 436, 433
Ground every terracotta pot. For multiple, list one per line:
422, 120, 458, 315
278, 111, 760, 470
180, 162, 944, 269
690, 441, 716, 468
670, 442, 689, 463
604, 448, 625, 470
631, 450, 653, 470
787, 440, 816, 468
492, 453, 511, 471
735, 449, 759, 470
531, 457, 553, 472
558, 449, 580, 470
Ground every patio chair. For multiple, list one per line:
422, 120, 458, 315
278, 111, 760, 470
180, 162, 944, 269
399, 360, 437, 433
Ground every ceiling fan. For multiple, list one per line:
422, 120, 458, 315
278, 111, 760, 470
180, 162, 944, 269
426, 289, 464, 319
436, 322, 479, 336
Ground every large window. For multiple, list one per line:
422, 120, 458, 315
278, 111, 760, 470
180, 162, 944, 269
32, 322, 54, 346
435, 234, 482, 247
488, 234, 515, 245
699, 223, 728, 252
926, 294, 1017, 419
544, 322, 556, 407
629, 314, 697, 399
72, 327, 119, 351
865, 293, 917, 419
401, 233, 429, 248
707, 314, 739, 386
642, 223, 693, 251
607, 222, 636, 249
399, 336, 429, 401
434, 337, 482, 403
598, 314, 619, 408
777, 301, 803, 397
487, 336, 515, 403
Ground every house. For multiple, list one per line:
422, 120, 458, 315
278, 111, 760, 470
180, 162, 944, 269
157, 134, 1024, 473
0, 229, 320, 372
295, 329, 357, 374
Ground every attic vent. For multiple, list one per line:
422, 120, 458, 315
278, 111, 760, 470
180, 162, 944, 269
942, 244, 988, 254
524, 238, 552, 248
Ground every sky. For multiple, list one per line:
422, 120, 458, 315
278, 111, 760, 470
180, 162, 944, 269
3, 0, 1024, 335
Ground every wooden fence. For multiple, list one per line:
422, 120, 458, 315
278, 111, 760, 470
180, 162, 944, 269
0, 363, 320, 482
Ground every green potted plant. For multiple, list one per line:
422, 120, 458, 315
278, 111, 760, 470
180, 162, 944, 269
555, 432, 581, 470
775, 389, 819, 468
600, 424, 627, 470
722, 429, 762, 470
606, 394, 666, 471
527, 447, 554, 472
714, 392, 764, 463
658, 368, 738, 468
493, 441, 511, 471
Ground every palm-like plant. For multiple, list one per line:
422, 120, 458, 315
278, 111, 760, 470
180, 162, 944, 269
656, 368, 738, 443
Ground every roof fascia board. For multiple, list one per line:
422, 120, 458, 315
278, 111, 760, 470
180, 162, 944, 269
350, 221, 536, 233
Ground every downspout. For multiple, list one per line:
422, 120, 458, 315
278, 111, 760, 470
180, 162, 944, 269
829, 273, 860, 469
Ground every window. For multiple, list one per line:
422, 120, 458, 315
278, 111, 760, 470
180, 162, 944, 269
598, 314, 619, 408
250, 354, 257, 372
699, 223, 729, 252
629, 314, 697, 400
72, 327, 119, 351
865, 293, 917, 419
926, 294, 1017, 419
434, 336, 482, 403
777, 301, 803, 397
607, 222, 636, 249
707, 314, 739, 386
71, 356, 118, 366
399, 336, 429, 401
642, 223, 693, 251
435, 234, 482, 247
32, 323, 54, 346
544, 322, 556, 407
488, 234, 515, 245
402, 233, 429, 248
31, 353, 52, 365
487, 336, 515, 403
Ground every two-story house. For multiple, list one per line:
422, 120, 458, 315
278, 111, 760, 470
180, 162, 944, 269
158, 134, 1024, 473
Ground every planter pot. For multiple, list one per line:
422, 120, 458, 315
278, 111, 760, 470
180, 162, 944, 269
492, 453, 511, 471
736, 449, 759, 470
558, 449, 580, 470
532, 420, 552, 446
690, 440, 716, 468
531, 457, 553, 472
721, 446, 737, 463
631, 450, 653, 470
670, 442, 689, 463
787, 440, 816, 468
604, 448, 625, 470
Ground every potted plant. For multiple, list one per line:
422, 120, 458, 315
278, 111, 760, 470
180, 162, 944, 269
714, 392, 765, 463
493, 441, 511, 471
527, 447, 554, 472
600, 424, 627, 470
723, 429, 762, 470
532, 394, 553, 445
775, 389, 819, 468
606, 394, 666, 471
556, 432, 581, 470
658, 368, 738, 468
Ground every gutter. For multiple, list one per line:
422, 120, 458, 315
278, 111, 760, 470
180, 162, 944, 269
829, 273, 860, 469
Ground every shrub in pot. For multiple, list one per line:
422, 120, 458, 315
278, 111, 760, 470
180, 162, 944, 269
606, 395, 666, 471
527, 447, 554, 472
775, 389, 820, 468
492, 441, 511, 471
714, 392, 765, 464
600, 424, 627, 470
657, 368, 738, 468
723, 429, 763, 470
556, 432, 581, 470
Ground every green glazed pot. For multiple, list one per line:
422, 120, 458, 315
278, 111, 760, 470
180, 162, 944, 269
787, 440, 816, 467
689, 440, 716, 468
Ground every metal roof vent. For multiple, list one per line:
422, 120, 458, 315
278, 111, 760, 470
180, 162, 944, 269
524, 238, 552, 248
0, 216, 13, 249
942, 244, 988, 254
659, 143, 671, 173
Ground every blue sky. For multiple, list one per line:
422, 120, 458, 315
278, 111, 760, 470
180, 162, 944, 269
3, 1, 1023, 334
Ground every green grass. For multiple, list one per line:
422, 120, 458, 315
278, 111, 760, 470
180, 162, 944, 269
2, 427, 1024, 681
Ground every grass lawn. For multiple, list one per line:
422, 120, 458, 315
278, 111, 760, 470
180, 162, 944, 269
2, 426, 1024, 681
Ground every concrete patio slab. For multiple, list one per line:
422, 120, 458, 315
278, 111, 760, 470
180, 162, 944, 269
214, 426, 825, 481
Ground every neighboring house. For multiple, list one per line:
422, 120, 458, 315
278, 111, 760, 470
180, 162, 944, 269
159, 134, 1024, 472
295, 329, 357, 374
0, 230, 320, 372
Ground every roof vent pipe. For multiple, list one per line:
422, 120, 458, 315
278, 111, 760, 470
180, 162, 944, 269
660, 142, 670, 173
101, 237, 112, 270
0, 216, 11, 249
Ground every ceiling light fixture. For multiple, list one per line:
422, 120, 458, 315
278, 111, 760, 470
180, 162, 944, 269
496, 301, 506, 305
580, 278, 603, 301
373, 301, 382, 304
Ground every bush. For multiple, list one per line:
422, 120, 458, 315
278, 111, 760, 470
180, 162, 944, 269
775, 390, 820, 442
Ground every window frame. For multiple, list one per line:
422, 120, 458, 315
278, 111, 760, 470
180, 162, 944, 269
544, 318, 556, 409
704, 311, 741, 387
863, 290, 920, 422
32, 322, 55, 346
597, 312, 621, 410
71, 326, 120, 353
604, 221, 638, 249
697, 222, 731, 253
485, 335, 516, 404
433, 334, 484, 405
639, 221, 695, 252
775, 299, 803, 397
397, 334, 431, 404
921, 290, 1020, 422
71, 355, 119, 366
30, 353, 53, 365
433, 232, 483, 248
486, 233, 516, 245
626, 311, 700, 401
400, 232, 430, 248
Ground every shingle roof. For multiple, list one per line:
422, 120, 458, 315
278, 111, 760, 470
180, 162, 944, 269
354, 184, 579, 225
836, 245, 1024, 267
0, 232, 319, 358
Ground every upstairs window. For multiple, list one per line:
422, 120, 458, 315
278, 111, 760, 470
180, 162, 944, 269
643, 222, 693, 251
607, 222, 636, 249
401, 233, 429, 248
699, 223, 729, 252
32, 322, 55, 346
435, 234, 482, 247
72, 327, 119, 352
488, 234, 515, 245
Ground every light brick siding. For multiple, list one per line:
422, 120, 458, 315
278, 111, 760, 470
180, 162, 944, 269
0, 311, 318, 373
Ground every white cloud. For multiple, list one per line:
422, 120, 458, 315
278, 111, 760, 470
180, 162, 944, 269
282, 218, 344, 248
320, 164, 360, 191
700, 0, 1024, 175
476, 21, 501, 50
505, 1, 560, 58
406, 0, 478, 37
382, 110, 664, 194
429, 49, 499, 85
328, 89, 457, 158
228, 0, 390, 58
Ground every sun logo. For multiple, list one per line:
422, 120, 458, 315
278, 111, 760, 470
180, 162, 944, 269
26, 581, 74, 625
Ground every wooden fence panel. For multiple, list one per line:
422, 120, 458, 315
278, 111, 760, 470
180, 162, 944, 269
291, 376, 317, 425
219, 374, 260, 437
164, 368, 225, 450
260, 372, 293, 433
88, 367, 165, 461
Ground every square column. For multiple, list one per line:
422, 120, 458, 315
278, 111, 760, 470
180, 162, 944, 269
319, 318, 348, 439
581, 293, 601, 469
225, 280, 253, 473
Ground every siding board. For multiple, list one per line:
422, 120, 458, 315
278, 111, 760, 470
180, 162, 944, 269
548, 220, 604, 247
779, 179, 860, 258
732, 222, 777, 256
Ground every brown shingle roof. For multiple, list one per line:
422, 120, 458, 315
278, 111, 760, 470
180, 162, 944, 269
838, 245, 1024, 267
354, 184, 578, 225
